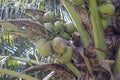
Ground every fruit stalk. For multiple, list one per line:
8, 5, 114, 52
61, 0, 90, 47
89, 0, 107, 59
57, 45, 81, 78
65, 62, 81, 78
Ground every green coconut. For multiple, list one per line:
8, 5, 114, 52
54, 21, 64, 33
43, 11, 55, 22
61, 32, 70, 40
98, 3, 115, 18
65, 22, 76, 33
101, 17, 111, 29
36, 39, 52, 57
69, 0, 84, 5
58, 46, 73, 63
52, 37, 67, 54
97, 0, 110, 5
44, 22, 54, 32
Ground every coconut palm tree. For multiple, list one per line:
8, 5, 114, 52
0, 0, 120, 80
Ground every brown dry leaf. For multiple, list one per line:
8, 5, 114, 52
0, 21, 27, 37
7, 19, 46, 33
98, 60, 115, 80
6, 19, 48, 40
25, 9, 46, 16
43, 71, 56, 80
17, 63, 76, 80
84, 71, 89, 80
76, 46, 93, 76
115, 73, 120, 80
113, 17, 120, 34
17, 63, 73, 77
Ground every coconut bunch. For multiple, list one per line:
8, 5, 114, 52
36, 37, 73, 63
35, 36, 83, 78
34, 10, 84, 78
35, 11, 77, 60
97, 0, 115, 29
42, 11, 76, 40
35, 11, 75, 60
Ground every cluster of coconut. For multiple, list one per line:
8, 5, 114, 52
36, 37, 73, 64
35, 11, 77, 63
97, 0, 115, 29
43, 11, 76, 40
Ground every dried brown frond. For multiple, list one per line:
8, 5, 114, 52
18, 63, 74, 77
6, 19, 48, 40
25, 9, 46, 16
7, 19, 46, 33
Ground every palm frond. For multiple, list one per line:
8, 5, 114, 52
0, 67, 38, 80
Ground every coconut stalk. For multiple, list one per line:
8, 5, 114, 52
89, 0, 107, 59
65, 62, 81, 78
114, 48, 120, 76
61, 0, 90, 47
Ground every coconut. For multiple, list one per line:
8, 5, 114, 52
44, 22, 54, 32
36, 39, 52, 57
54, 21, 64, 33
97, 0, 106, 5
52, 37, 67, 54
101, 17, 111, 29
43, 11, 55, 22
65, 22, 76, 33
98, 3, 115, 18
61, 32, 70, 40
58, 46, 73, 63
97, 0, 112, 5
